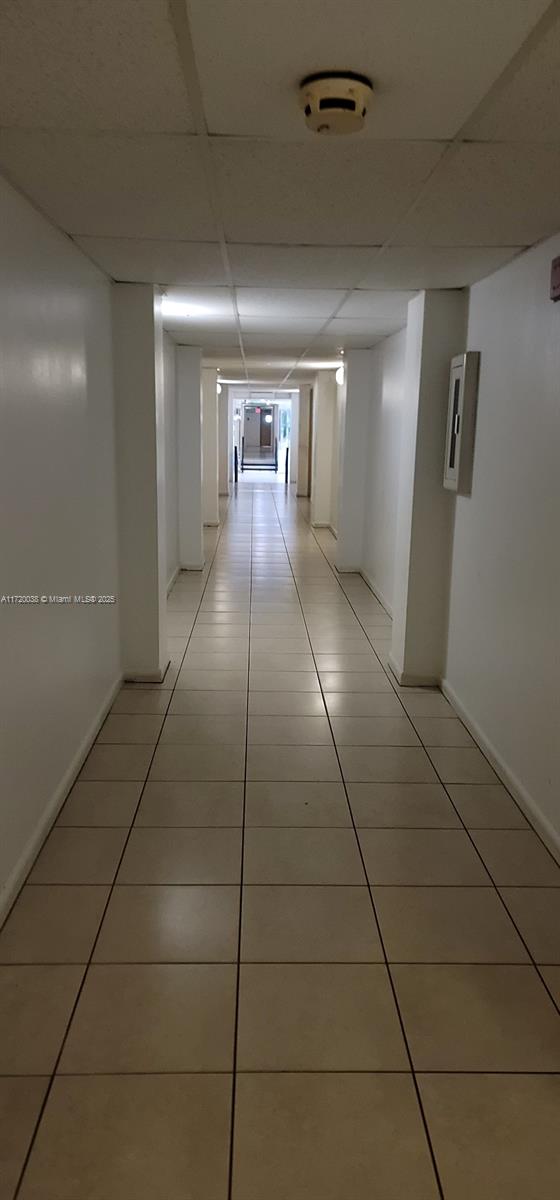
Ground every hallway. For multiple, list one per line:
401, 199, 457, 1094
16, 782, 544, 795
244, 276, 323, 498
2, 485, 560, 1199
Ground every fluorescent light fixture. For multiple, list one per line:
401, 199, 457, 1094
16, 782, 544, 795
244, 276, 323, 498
217, 382, 222, 395
264, 414, 273, 424
336, 363, 345, 385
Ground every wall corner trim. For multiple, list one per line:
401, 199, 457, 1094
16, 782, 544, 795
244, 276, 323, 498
167, 566, 180, 595
0, 674, 123, 926
359, 570, 393, 618
387, 654, 438, 688
441, 678, 560, 862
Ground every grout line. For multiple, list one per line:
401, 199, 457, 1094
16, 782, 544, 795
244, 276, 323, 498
270, 489, 447, 1200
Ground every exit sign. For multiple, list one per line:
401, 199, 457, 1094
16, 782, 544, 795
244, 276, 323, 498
550, 256, 560, 301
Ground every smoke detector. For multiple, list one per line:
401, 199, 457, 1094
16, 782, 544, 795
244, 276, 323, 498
299, 71, 373, 134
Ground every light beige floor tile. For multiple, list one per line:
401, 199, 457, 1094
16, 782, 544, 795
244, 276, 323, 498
339, 746, 438, 783
413, 717, 475, 746
359, 829, 490, 885
97, 715, 163, 744
0, 1077, 47, 1200
397, 690, 455, 717
418, 1072, 560, 1200
392, 964, 560, 1070
111, 689, 172, 715
57, 781, 141, 826
232, 1072, 439, 1200
135, 781, 243, 826
169, 689, 247, 715
0, 886, 109, 964
323, 691, 404, 717
245, 781, 349, 826
29, 828, 128, 885
349, 782, 460, 827
118, 828, 242, 884
471, 829, 560, 885
160, 713, 246, 745
183, 652, 248, 671
319, 672, 393, 692
237, 963, 407, 1070
149, 743, 245, 781
249, 670, 320, 691
374, 886, 529, 963
541, 965, 560, 1005
331, 716, 419, 746
241, 885, 382, 961
18, 1074, 231, 1200
448, 784, 528, 827
79, 743, 153, 781
175, 669, 248, 690
315, 654, 383, 673
247, 690, 326, 716
500, 888, 560, 962
59, 963, 236, 1073
247, 745, 341, 782
249, 638, 309, 652
0, 965, 84, 1073
94, 886, 239, 963
250, 651, 316, 671
427, 746, 499, 784
244, 828, 364, 884
248, 715, 332, 745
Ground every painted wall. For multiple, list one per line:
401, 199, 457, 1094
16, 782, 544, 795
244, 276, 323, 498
0, 175, 120, 912
163, 332, 179, 588
330, 377, 346, 536
444, 234, 560, 845
310, 371, 336, 526
362, 330, 406, 613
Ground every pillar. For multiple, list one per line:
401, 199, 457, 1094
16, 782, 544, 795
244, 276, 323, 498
297, 384, 311, 497
177, 346, 204, 570
112, 284, 168, 681
335, 351, 372, 570
310, 371, 336, 526
202, 367, 219, 525
390, 289, 468, 685
218, 384, 231, 496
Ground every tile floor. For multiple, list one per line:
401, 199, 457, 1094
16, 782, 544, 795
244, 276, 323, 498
2, 482, 560, 1199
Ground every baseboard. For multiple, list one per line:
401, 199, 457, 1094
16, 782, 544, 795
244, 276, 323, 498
359, 569, 393, 618
166, 565, 179, 594
0, 673, 123, 926
180, 560, 205, 571
311, 521, 331, 528
387, 654, 439, 688
441, 677, 560, 862
203, 522, 220, 528
329, 525, 338, 539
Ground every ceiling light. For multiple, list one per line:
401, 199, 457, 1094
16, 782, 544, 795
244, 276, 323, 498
299, 71, 373, 135
217, 382, 222, 395
336, 364, 345, 385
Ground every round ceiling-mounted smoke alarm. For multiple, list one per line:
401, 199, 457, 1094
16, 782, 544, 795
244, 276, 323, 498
299, 71, 373, 134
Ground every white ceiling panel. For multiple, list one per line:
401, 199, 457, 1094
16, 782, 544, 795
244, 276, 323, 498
162, 288, 234, 317
357, 246, 524, 289
0, 0, 193, 132
74, 238, 226, 284
0, 132, 214, 239
236, 288, 344, 318
170, 327, 238, 347
467, 19, 560, 143
240, 317, 327, 336
228, 245, 381, 288
213, 139, 444, 244
189, 0, 549, 140
328, 317, 403, 341
394, 143, 560, 247
337, 290, 415, 320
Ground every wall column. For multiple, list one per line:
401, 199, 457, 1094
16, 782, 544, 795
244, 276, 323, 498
390, 289, 467, 685
113, 284, 168, 681
335, 350, 372, 570
201, 367, 219, 525
297, 384, 311, 496
310, 371, 336, 526
177, 346, 204, 570
218, 384, 231, 496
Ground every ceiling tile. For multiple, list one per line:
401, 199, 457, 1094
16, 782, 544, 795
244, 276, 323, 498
0, 132, 215, 239
337, 290, 415, 319
467, 19, 560, 142
357, 246, 524, 288
74, 238, 226, 284
394, 143, 560, 246
190, 0, 549, 139
240, 316, 327, 335
213, 139, 444, 244
236, 288, 344, 318
0, 0, 193, 131
327, 317, 400, 342
228, 245, 381, 288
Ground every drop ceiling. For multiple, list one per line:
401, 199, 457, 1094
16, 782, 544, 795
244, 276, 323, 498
0, 0, 558, 381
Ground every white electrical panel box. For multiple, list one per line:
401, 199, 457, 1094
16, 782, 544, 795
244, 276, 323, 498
443, 351, 480, 494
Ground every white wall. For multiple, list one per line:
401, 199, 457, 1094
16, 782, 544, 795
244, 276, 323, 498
310, 371, 336, 526
362, 330, 406, 613
163, 332, 179, 588
330, 378, 346, 536
0, 175, 120, 912
444, 235, 560, 846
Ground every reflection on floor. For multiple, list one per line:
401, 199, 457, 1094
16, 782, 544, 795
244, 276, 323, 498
2, 481, 560, 1199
